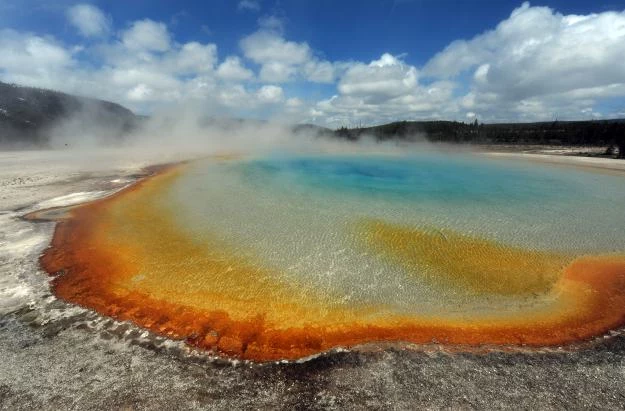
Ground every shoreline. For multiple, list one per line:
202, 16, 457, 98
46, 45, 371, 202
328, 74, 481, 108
480, 150, 625, 174
22, 161, 183, 223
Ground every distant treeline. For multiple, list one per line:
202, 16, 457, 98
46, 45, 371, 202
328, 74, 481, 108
335, 120, 625, 158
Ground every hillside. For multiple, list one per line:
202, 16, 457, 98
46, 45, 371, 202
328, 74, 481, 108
0, 82, 138, 147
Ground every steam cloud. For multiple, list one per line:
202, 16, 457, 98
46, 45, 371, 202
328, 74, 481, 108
43, 101, 430, 163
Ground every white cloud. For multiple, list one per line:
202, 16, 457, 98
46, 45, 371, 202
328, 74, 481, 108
169, 42, 217, 74
258, 61, 297, 82
303, 60, 335, 83
98, 39, 217, 75
66, 4, 111, 37
217, 84, 250, 107
0, 29, 75, 87
86, 35, 218, 107
217, 56, 254, 81
240, 25, 335, 83
121, 19, 171, 52
238, 0, 260, 12
0, 23, 234, 113
315, 81, 456, 127
3, 3, 625, 126
338, 53, 418, 100
256, 85, 284, 103
422, 2, 625, 121
306, 53, 463, 126
241, 30, 310, 66
108, 67, 180, 90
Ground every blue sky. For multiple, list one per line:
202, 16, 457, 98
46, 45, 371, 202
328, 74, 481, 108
1, 0, 625, 125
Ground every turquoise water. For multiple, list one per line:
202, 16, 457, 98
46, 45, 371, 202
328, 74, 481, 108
159, 152, 625, 314
238, 153, 625, 251
245, 154, 577, 204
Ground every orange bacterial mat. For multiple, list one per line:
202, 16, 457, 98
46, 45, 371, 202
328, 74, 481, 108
37, 162, 625, 361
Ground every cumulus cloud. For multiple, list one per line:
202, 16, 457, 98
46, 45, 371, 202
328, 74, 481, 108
303, 60, 335, 83
241, 30, 311, 67
0, 22, 287, 117
0, 29, 75, 86
240, 23, 335, 83
217, 56, 254, 81
121, 19, 171, 52
3, 2, 625, 126
90, 35, 219, 106
66, 4, 111, 37
257, 61, 296, 83
256, 85, 284, 103
306, 53, 459, 126
423, 2, 625, 120
338, 53, 417, 100
169, 42, 217, 74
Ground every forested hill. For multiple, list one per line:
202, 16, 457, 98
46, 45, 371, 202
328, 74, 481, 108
335, 120, 625, 157
0, 82, 138, 147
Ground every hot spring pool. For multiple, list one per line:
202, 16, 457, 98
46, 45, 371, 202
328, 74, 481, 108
41, 153, 625, 361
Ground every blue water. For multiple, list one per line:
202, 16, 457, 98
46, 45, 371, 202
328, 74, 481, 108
234, 153, 625, 252
244, 154, 583, 205
168, 152, 625, 263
